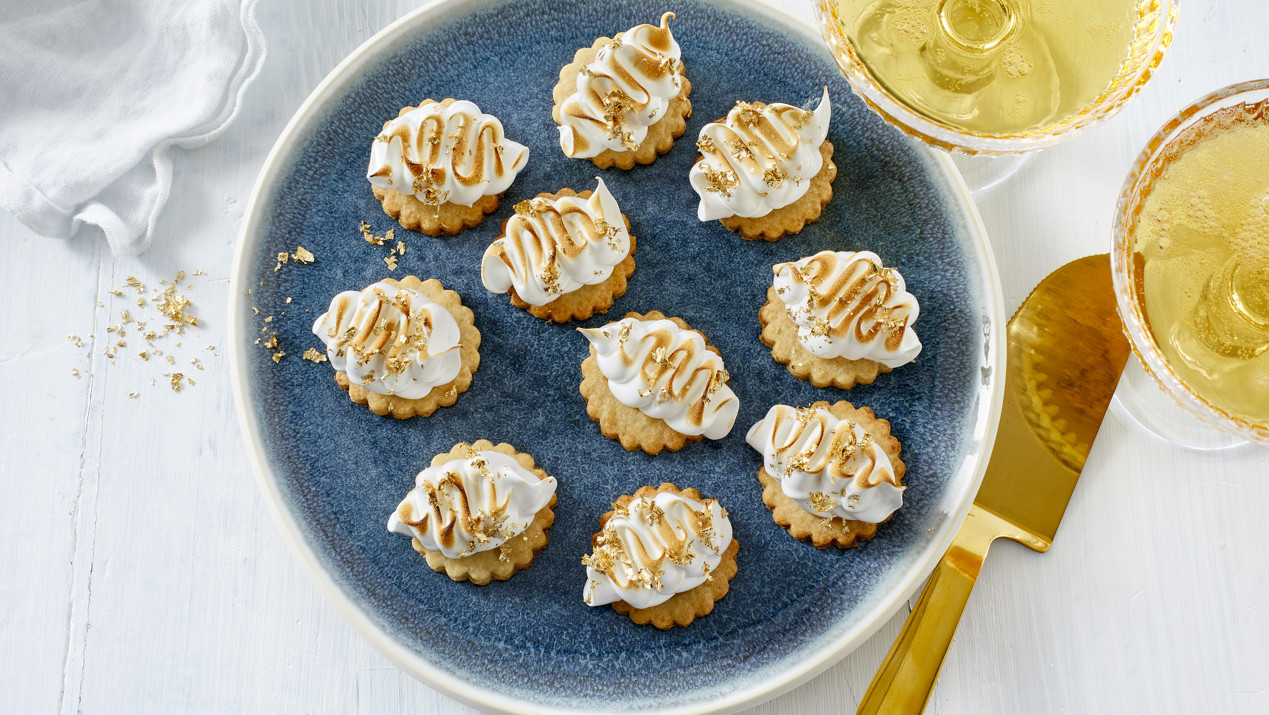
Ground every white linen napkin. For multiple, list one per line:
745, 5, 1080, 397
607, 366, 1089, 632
0, 0, 265, 255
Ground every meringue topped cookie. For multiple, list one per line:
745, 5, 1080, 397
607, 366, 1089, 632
389, 448, 557, 559
691, 88, 831, 222
582, 483, 738, 628
310, 276, 480, 419
480, 178, 635, 321
773, 250, 922, 368
312, 280, 460, 398
368, 99, 528, 234
579, 314, 738, 447
747, 403, 904, 524
369, 99, 527, 207
388, 441, 558, 585
553, 13, 692, 169
583, 491, 732, 609
688, 89, 837, 241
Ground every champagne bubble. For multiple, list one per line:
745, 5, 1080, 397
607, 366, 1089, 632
1233, 190, 1269, 258
1001, 46, 1033, 78
1185, 190, 1219, 231
890, 14, 934, 44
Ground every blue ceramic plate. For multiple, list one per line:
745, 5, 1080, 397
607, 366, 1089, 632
229, 0, 1004, 711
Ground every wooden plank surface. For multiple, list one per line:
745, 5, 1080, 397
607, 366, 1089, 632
1, 0, 1266, 712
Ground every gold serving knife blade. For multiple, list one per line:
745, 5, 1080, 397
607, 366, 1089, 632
858, 254, 1132, 715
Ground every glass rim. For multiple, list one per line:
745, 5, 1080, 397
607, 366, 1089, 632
1110, 78, 1269, 444
813, 0, 1181, 155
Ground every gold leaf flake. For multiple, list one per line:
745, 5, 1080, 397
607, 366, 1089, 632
539, 263, 561, 294
302, 348, 327, 363
645, 502, 665, 525
359, 221, 387, 246
733, 101, 764, 127
700, 164, 738, 199
763, 166, 786, 188
809, 491, 836, 513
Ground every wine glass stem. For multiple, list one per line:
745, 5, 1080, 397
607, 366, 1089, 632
922, 0, 1017, 93
951, 151, 1036, 200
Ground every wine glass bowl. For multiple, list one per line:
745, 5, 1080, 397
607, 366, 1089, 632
1111, 79, 1269, 446
814, 0, 1180, 155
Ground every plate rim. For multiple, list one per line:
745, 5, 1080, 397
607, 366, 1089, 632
227, 0, 1006, 711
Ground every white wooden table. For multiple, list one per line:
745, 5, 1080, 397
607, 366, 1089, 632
4, 1, 1267, 712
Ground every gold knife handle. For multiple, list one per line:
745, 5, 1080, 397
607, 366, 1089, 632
857, 505, 1002, 715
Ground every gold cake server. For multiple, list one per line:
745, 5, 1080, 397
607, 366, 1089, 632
858, 254, 1131, 714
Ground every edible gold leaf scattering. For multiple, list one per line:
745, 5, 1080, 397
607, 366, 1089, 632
700, 164, 738, 199
809, 491, 836, 513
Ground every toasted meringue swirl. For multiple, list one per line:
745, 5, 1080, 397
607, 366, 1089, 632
582, 492, 732, 609
579, 317, 738, 439
773, 250, 922, 368
368, 99, 528, 207
690, 88, 831, 221
746, 404, 903, 523
558, 12, 683, 159
311, 281, 461, 399
480, 178, 631, 306
388, 448, 557, 559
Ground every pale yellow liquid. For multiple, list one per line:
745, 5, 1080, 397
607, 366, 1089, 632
1134, 106, 1269, 429
832, 0, 1144, 134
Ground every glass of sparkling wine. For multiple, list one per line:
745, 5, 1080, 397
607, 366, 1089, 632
814, 0, 1179, 196
1112, 79, 1269, 449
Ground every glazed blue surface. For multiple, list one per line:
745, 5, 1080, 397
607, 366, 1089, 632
241, 0, 987, 709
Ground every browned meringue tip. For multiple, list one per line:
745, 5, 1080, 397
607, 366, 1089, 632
645, 12, 676, 50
